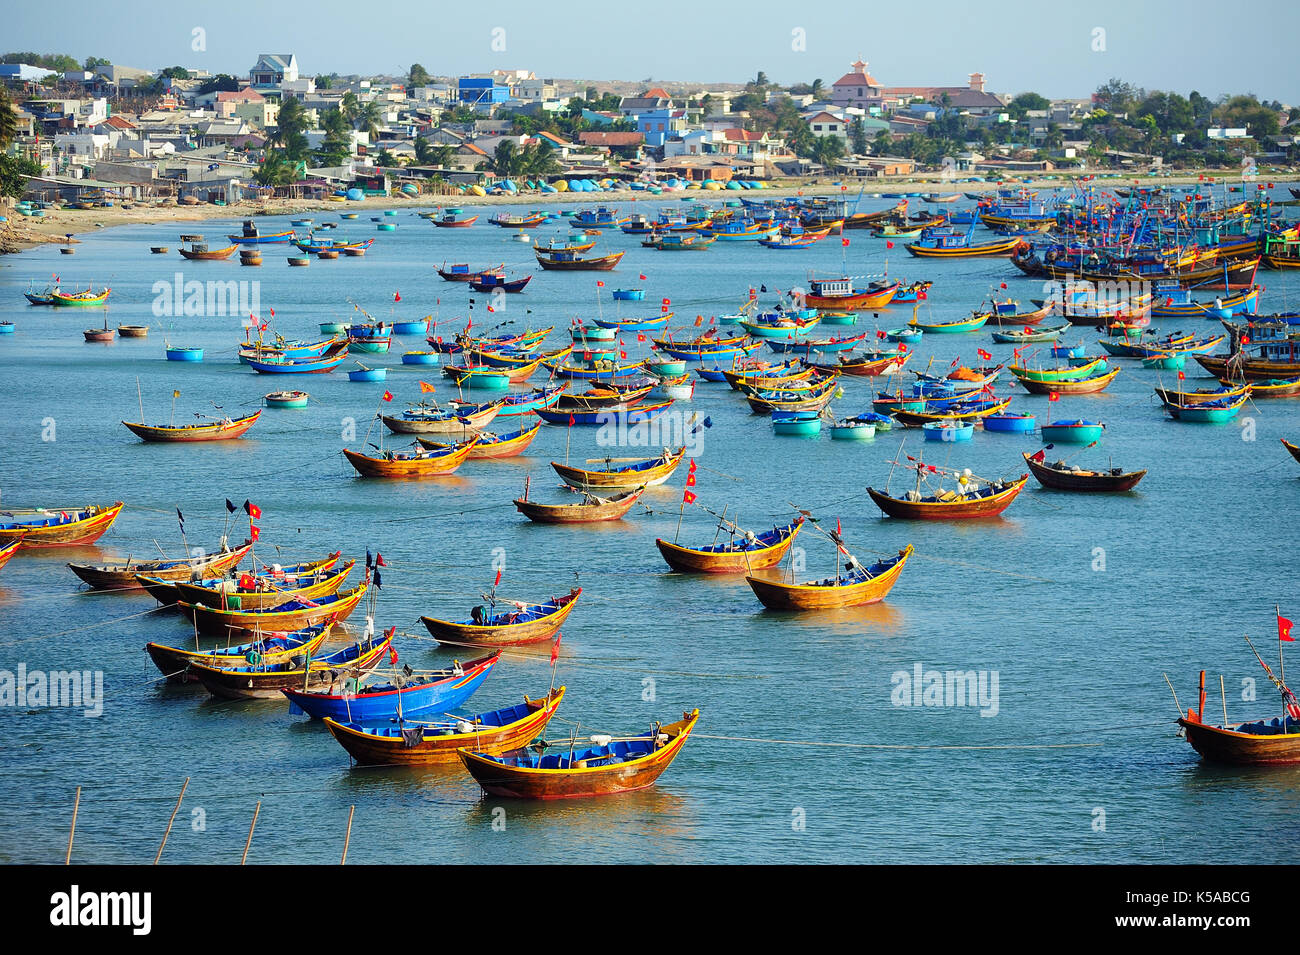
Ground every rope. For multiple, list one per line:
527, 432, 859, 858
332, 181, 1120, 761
0, 605, 168, 648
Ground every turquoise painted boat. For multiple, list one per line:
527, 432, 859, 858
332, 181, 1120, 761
377, 223, 396, 231
320, 322, 347, 334
166, 346, 203, 362
982, 413, 1037, 433
1142, 353, 1186, 370
446, 366, 511, 390
392, 320, 429, 336
348, 366, 387, 382
264, 390, 309, 408
644, 358, 687, 376
402, 351, 441, 365
572, 325, 617, 342
0, 322, 14, 335
1164, 394, 1247, 422
887, 327, 923, 344
829, 417, 877, 441
1041, 419, 1105, 443
818, 312, 857, 326
772, 410, 822, 436
923, 420, 975, 442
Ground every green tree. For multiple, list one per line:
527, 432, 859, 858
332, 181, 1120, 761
270, 96, 309, 162
83, 55, 111, 72
316, 75, 332, 90
0, 89, 19, 149
198, 74, 240, 95
811, 135, 844, 169
849, 118, 867, 156
252, 149, 293, 187
490, 139, 520, 176
409, 63, 430, 87
0, 155, 41, 198
1007, 92, 1050, 120
160, 66, 190, 80
1094, 78, 1143, 114
315, 107, 352, 165
1213, 95, 1280, 137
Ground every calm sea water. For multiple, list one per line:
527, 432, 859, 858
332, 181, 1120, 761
1, 188, 1298, 865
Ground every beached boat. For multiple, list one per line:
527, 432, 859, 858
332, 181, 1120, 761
1023, 449, 1146, 491
0, 502, 124, 548
421, 588, 582, 647
325, 688, 566, 765
457, 708, 699, 799
121, 410, 261, 442
68, 540, 252, 590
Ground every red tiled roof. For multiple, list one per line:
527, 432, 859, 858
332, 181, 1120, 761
833, 72, 880, 88
722, 128, 762, 142
98, 116, 136, 129
642, 87, 671, 99
578, 131, 644, 147
216, 89, 265, 102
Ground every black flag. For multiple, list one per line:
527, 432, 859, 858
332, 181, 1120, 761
176, 508, 185, 530
225, 499, 236, 513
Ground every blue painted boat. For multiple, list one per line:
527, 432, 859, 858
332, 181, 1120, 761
887, 327, 923, 344
537, 399, 674, 427
402, 351, 441, 365
982, 413, 1038, 433
166, 346, 203, 362
281, 652, 499, 721
348, 365, 388, 382
772, 409, 823, 436
1041, 419, 1105, 443
613, 289, 645, 301
498, 385, 565, 417
923, 420, 975, 441
392, 320, 429, 336
0, 322, 14, 335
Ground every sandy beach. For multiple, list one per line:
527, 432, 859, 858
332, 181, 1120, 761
2, 169, 1294, 255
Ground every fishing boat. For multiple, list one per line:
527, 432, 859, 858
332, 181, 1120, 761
457, 421, 543, 458
738, 311, 822, 341
430, 212, 480, 228
817, 351, 911, 378
768, 333, 869, 355
117, 325, 149, 338
593, 313, 672, 332
122, 410, 261, 442
830, 413, 886, 439
228, 220, 294, 244
178, 240, 237, 260
457, 708, 699, 799
468, 273, 533, 294
282, 652, 500, 721
438, 263, 504, 282
83, 320, 114, 342
178, 581, 369, 639
325, 688, 566, 766
0, 540, 18, 574
982, 412, 1037, 433
910, 312, 990, 334
801, 276, 899, 311
136, 553, 343, 606
491, 212, 546, 228
771, 409, 822, 435
747, 545, 913, 611
68, 539, 253, 590
1195, 339, 1300, 381
381, 400, 505, 434
1023, 448, 1146, 491
538, 398, 673, 427
868, 460, 1028, 520
421, 588, 582, 647
498, 385, 565, 417
51, 287, 111, 307
1163, 393, 1248, 422
247, 342, 350, 374
188, 629, 390, 700
552, 448, 686, 491
534, 249, 625, 271
513, 484, 646, 523
653, 233, 716, 250
343, 436, 478, 478
168, 561, 355, 611
891, 397, 1011, 428
0, 502, 124, 548
1015, 366, 1121, 395
656, 518, 803, 574
922, 420, 975, 441
146, 624, 332, 683
991, 324, 1071, 344
1008, 357, 1108, 384
905, 230, 1023, 258
1040, 419, 1105, 443
264, 390, 309, 408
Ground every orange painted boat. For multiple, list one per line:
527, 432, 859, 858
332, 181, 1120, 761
325, 687, 566, 765
746, 545, 913, 610
420, 587, 582, 647
0, 540, 19, 574
448, 420, 543, 459
514, 485, 645, 523
178, 243, 238, 260
68, 539, 253, 589
868, 469, 1029, 520
343, 437, 478, 478
188, 629, 390, 699
458, 708, 699, 798
178, 580, 368, 638
122, 410, 261, 442
1283, 439, 1300, 465
170, 560, 355, 610
0, 502, 124, 548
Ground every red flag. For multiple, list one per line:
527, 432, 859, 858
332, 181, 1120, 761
619, 350, 627, 359
1177, 371, 1186, 381
688, 458, 697, 474
494, 567, 502, 587
382, 390, 394, 402
682, 489, 696, 504
841, 238, 850, 247
239, 573, 256, 589
1048, 392, 1060, 402
876, 330, 886, 339
568, 413, 576, 427
420, 380, 436, 393
999, 283, 1007, 289
596, 280, 605, 287
246, 502, 262, 520
394, 291, 401, 302
1280, 615, 1295, 642
835, 518, 841, 535
885, 240, 894, 249
694, 316, 703, 326
661, 305, 669, 313
389, 646, 398, 664
1030, 449, 1046, 463
636, 333, 646, 342
376, 553, 386, 567
639, 274, 647, 280
898, 343, 908, 353
662, 298, 671, 305
269, 307, 275, 318
977, 349, 991, 360
550, 634, 561, 665
487, 305, 495, 313
250, 524, 261, 542
685, 472, 696, 487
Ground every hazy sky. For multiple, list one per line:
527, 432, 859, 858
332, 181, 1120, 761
8, 0, 1299, 102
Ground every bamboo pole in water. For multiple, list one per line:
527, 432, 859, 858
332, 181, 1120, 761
154, 776, 189, 864
241, 801, 261, 865
65, 786, 80, 864
341, 805, 355, 865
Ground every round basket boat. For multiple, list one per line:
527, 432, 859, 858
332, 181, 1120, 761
264, 390, 309, 408
116, 325, 149, 338
166, 346, 204, 362
288, 256, 310, 267
402, 351, 440, 365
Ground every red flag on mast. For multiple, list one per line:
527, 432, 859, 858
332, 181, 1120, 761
1280, 614, 1295, 643
550, 634, 561, 665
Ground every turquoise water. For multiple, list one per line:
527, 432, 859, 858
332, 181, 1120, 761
1, 192, 1299, 864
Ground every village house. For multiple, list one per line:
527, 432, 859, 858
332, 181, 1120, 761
249, 54, 299, 90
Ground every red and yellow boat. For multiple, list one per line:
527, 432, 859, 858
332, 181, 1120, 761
0, 502, 124, 548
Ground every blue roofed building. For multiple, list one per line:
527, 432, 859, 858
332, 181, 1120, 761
457, 77, 511, 108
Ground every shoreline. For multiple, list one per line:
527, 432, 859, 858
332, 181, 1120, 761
3, 170, 1294, 255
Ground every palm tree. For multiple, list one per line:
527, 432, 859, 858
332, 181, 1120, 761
810, 79, 824, 99
252, 150, 292, 187
0, 89, 20, 149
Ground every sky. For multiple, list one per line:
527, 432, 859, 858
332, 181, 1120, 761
8, 0, 1300, 103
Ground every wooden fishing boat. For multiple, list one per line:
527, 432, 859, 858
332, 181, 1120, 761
421, 587, 582, 647
911, 312, 990, 334
551, 382, 651, 412
1008, 357, 1108, 383
1225, 377, 1300, 398
136, 552, 343, 606
0, 540, 20, 575
1040, 419, 1105, 443
537, 400, 673, 427
68, 540, 252, 590
264, 390, 309, 408
438, 263, 504, 282
1283, 439, 1300, 464
991, 323, 1071, 344
122, 410, 261, 442
893, 398, 1011, 427
1163, 393, 1248, 422
552, 448, 685, 492
179, 242, 237, 261
1016, 366, 1120, 395
170, 561, 355, 611
282, 652, 500, 721
455, 421, 543, 459
0, 502, 124, 548
325, 688, 565, 766
868, 465, 1028, 520
491, 213, 546, 228
656, 519, 803, 574
468, 273, 532, 294
51, 287, 111, 307
343, 437, 478, 478
1152, 382, 1249, 405
747, 545, 912, 610
381, 400, 505, 434
117, 325, 149, 338
1180, 714, 1300, 765
146, 624, 332, 682
430, 213, 480, 228
534, 249, 625, 271
822, 351, 911, 377
189, 630, 391, 700
513, 486, 646, 523
1023, 451, 1146, 491
247, 342, 350, 374
905, 235, 1023, 258
457, 709, 699, 799
179, 581, 369, 639
802, 276, 899, 311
